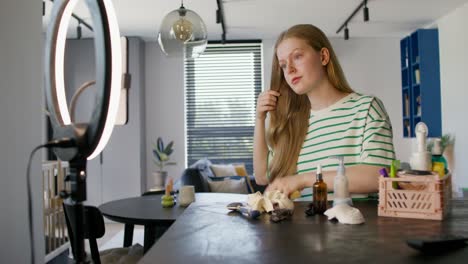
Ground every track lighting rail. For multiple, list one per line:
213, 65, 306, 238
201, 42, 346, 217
46, 0, 93, 32
336, 0, 369, 39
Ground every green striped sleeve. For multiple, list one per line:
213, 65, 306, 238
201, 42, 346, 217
360, 98, 395, 166
343, 95, 372, 104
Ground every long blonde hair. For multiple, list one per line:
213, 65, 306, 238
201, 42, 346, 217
267, 24, 354, 181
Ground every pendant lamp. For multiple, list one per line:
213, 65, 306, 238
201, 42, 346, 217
158, 0, 208, 58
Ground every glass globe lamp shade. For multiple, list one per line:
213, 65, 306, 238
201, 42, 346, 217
158, 6, 207, 59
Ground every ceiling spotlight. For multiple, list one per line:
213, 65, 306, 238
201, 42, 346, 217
363, 0, 369, 22
158, 0, 208, 58
344, 25, 349, 40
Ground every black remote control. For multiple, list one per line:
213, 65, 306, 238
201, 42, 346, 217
406, 235, 468, 253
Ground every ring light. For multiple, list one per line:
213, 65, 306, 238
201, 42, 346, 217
44, 0, 122, 262
45, 0, 122, 161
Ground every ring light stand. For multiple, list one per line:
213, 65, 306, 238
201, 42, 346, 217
44, 0, 122, 262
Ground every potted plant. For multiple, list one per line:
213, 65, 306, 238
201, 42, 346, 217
152, 137, 176, 187
440, 134, 455, 173
427, 134, 455, 171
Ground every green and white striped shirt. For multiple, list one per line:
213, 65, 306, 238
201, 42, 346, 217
297, 93, 395, 175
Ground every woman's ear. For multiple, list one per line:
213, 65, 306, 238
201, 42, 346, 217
320, 48, 330, 66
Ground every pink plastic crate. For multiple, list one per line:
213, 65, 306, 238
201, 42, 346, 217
378, 172, 452, 220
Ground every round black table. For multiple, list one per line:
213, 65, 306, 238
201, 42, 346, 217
99, 193, 187, 252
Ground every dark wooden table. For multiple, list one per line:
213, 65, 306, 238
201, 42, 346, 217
99, 194, 186, 252
140, 193, 468, 263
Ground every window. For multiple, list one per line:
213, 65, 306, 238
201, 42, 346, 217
185, 42, 262, 173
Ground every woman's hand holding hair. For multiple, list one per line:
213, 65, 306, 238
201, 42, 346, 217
256, 90, 280, 120
254, 89, 280, 186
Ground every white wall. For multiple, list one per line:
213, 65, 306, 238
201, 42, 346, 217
100, 38, 147, 202
64, 38, 147, 205
145, 43, 186, 187
0, 0, 44, 262
437, 1, 468, 190
262, 40, 275, 89
263, 37, 412, 162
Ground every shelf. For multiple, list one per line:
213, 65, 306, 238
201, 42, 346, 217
400, 29, 442, 138
413, 116, 422, 124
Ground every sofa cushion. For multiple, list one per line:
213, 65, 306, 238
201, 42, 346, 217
208, 175, 254, 193
233, 163, 248, 176
207, 177, 249, 194
184, 159, 265, 194
210, 164, 238, 177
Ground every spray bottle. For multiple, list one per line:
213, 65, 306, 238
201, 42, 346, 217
330, 156, 353, 207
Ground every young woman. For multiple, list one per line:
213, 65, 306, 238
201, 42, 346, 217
253, 24, 395, 197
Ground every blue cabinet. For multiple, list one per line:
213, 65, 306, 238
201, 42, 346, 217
400, 29, 442, 138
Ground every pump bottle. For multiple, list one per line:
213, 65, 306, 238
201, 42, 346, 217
313, 164, 327, 214
330, 156, 352, 207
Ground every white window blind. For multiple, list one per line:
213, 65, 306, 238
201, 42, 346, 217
185, 42, 262, 173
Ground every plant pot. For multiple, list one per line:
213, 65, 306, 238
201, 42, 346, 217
152, 171, 168, 188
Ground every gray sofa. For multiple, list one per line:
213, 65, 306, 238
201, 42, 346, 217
179, 167, 266, 193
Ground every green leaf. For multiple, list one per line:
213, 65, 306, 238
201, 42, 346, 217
427, 134, 455, 152
156, 150, 169, 161
166, 149, 173, 156
164, 141, 174, 155
441, 134, 455, 147
157, 137, 164, 152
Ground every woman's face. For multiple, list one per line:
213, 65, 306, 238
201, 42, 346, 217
276, 37, 328, 95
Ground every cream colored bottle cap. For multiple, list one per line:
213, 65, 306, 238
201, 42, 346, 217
432, 138, 443, 155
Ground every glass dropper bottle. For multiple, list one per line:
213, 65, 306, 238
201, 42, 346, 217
313, 164, 328, 214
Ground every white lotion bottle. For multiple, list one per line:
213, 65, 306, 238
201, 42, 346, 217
330, 156, 353, 207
